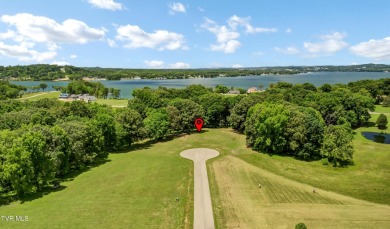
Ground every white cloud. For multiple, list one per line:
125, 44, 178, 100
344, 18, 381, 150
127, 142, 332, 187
170, 62, 190, 69
107, 38, 117, 47
144, 60, 164, 68
304, 32, 348, 54
0, 41, 57, 62
350, 37, 390, 60
51, 61, 70, 66
227, 15, 277, 34
232, 64, 243, 68
87, 0, 123, 11
70, 54, 77, 59
198, 7, 205, 12
201, 16, 275, 53
168, 2, 186, 15
210, 40, 241, 53
202, 18, 240, 43
201, 18, 241, 53
286, 28, 292, 33
47, 43, 60, 51
1, 13, 106, 44
0, 13, 105, 63
116, 24, 187, 50
275, 46, 300, 55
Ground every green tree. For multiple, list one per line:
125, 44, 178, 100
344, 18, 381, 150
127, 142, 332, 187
94, 113, 116, 151
114, 108, 145, 147
0, 131, 36, 197
285, 106, 325, 159
169, 99, 204, 133
39, 83, 48, 91
22, 129, 54, 190
198, 94, 229, 127
295, 222, 307, 229
214, 84, 230, 94
144, 109, 170, 140
319, 83, 332, 92
113, 89, 121, 99
376, 114, 388, 129
321, 125, 354, 167
228, 94, 264, 132
245, 103, 290, 154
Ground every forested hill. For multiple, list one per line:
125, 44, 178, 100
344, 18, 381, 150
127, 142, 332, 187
1, 63, 390, 81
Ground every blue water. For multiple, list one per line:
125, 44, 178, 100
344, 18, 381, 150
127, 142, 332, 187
362, 132, 390, 144
11, 72, 390, 98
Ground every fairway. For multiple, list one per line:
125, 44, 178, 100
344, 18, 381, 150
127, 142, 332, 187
209, 156, 390, 228
1, 129, 390, 228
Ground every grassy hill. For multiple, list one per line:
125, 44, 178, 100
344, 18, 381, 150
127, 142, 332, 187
0, 129, 389, 228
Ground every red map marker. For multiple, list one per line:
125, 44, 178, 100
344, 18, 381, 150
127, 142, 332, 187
194, 118, 204, 132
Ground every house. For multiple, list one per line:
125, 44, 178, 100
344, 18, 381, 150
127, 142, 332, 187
247, 87, 258, 93
78, 94, 90, 101
227, 90, 240, 94
83, 96, 97, 103
59, 93, 69, 99
69, 94, 79, 100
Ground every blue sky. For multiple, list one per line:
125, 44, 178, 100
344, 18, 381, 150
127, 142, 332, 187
0, 0, 389, 68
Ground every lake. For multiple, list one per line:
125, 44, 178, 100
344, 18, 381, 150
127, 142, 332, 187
11, 72, 390, 98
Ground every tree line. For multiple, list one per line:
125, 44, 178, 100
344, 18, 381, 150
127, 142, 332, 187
2, 64, 390, 81
0, 99, 143, 200
63, 81, 121, 99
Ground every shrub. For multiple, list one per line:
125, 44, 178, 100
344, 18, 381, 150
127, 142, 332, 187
376, 114, 388, 129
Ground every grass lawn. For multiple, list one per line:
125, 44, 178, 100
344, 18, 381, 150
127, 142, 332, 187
94, 99, 128, 107
18, 91, 61, 101
1, 129, 389, 228
0, 140, 195, 229
374, 104, 390, 113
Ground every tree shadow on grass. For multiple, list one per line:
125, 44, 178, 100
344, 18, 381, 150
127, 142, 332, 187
111, 130, 210, 154
0, 158, 111, 207
19, 186, 67, 204
362, 121, 376, 127
229, 129, 244, 135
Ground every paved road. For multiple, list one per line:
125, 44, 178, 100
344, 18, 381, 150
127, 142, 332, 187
180, 148, 219, 229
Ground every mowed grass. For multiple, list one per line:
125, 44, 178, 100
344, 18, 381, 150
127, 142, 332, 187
0, 140, 195, 229
1, 129, 390, 228
234, 126, 390, 205
210, 156, 390, 228
94, 99, 128, 107
374, 104, 390, 113
18, 91, 61, 100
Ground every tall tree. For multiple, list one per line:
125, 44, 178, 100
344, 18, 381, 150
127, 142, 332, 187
321, 125, 354, 167
39, 83, 48, 91
144, 109, 171, 140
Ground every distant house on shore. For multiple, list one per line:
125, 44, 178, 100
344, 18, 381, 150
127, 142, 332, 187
70, 94, 79, 100
59, 93, 69, 99
78, 94, 97, 103
247, 87, 258, 93
227, 90, 240, 95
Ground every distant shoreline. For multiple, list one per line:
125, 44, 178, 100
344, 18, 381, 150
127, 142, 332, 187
5, 71, 390, 82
